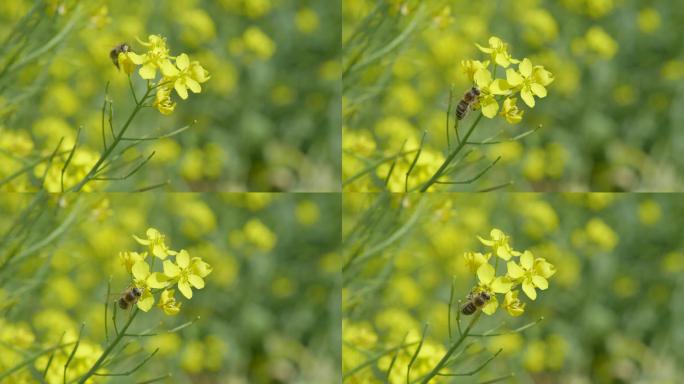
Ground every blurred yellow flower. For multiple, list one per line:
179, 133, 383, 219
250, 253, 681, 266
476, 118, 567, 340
478, 228, 520, 260
136, 34, 172, 79
476, 36, 519, 68
463, 251, 491, 273
460, 59, 490, 82
119, 250, 147, 273
134, 227, 177, 259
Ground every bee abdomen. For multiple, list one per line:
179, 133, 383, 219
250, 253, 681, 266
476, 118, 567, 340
461, 302, 477, 315
456, 101, 469, 120
118, 297, 129, 309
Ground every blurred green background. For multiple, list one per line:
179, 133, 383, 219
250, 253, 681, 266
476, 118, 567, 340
343, 0, 684, 192
343, 193, 684, 383
0, 0, 341, 192
0, 193, 341, 383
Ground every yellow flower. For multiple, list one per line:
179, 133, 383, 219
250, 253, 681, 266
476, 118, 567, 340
500, 97, 524, 124
161, 53, 210, 99
133, 228, 177, 259
506, 58, 553, 108
153, 86, 176, 115
136, 34, 172, 79
460, 59, 490, 82
476, 263, 513, 315
502, 290, 525, 317
463, 251, 491, 273
476, 36, 520, 68
163, 250, 209, 299
473, 69, 511, 118
157, 289, 182, 316
477, 228, 520, 260
132, 260, 170, 311
119, 251, 147, 273
506, 251, 554, 300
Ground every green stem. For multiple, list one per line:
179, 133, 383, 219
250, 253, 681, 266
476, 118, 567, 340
417, 311, 482, 384
70, 86, 153, 192
418, 113, 484, 192
76, 308, 139, 384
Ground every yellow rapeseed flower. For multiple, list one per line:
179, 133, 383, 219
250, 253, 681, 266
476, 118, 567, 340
160, 53, 210, 100
502, 290, 525, 316
506, 250, 555, 300
132, 260, 170, 311
477, 228, 521, 260
506, 58, 554, 108
500, 97, 524, 124
136, 34, 172, 79
153, 86, 177, 115
473, 68, 511, 118
157, 289, 182, 315
476, 36, 520, 68
163, 250, 211, 299
133, 227, 177, 259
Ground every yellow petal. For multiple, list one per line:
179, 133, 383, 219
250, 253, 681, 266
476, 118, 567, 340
530, 83, 547, 98
132, 260, 150, 280
521, 87, 535, 108
532, 275, 548, 290
496, 246, 511, 260
160, 60, 179, 77
522, 280, 537, 300
519, 58, 533, 77
507, 261, 524, 279
133, 234, 149, 245
188, 274, 205, 289
147, 272, 169, 289
481, 98, 499, 118
495, 54, 510, 68
491, 277, 512, 293
477, 263, 495, 284
176, 53, 190, 70
174, 81, 188, 100
475, 43, 493, 54
139, 64, 157, 79
477, 236, 494, 246
127, 52, 144, 64
474, 68, 492, 87
186, 78, 201, 93
520, 250, 534, 269
178, 280, 193, 299
137, 292, 154, 312
482, 298, 498, 315
163, 260, 180, 277
506, 69, 523, 87
176, 250, 190, 268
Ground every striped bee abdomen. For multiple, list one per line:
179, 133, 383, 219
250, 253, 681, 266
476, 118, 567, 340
461, 302, 477, 315
455, 87, 481, 121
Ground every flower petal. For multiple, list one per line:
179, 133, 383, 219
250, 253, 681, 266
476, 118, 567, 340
132, 260, 150, 280
530, 83, 547, 98
188, 274, 205, 289
176, 53, 190, 70
137, 292, 154, 312
174, 81, 188, 100
178, 280, 193, 299
139, 64, 157, 80
520, 87, 536, 108
176, 250, 190, 268
160, 60, 180, 77
474, 68, 492, 87
481, 98, 499, 118
482, 298, 498, 315
477, 263, 495, 284
506, 69, 524, 87
522, 280, 537, 300
133, 235, 150, 245
532, 275, 548, 290
147, 272, 170, 289
519, 58, 532, 77
491, 277, 512, 293
520, 251, 534, 269
186, 78, 201, 93
163, 260, 180, 278
507, 261, 524, 279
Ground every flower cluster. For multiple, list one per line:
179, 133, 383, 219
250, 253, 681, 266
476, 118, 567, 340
463, 228, 556, 317
115, 34, 210, 115
460, 36, 554, 124
119, 227, 212, 315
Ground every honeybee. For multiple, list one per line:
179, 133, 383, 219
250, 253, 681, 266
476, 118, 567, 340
117, 286, 142, 310
109, 42, 131, 69
455, 86, 481, 120
461, 291, 491, 315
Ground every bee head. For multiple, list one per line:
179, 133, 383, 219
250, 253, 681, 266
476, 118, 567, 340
132, 287, 142, 297
471, 87, 481, 96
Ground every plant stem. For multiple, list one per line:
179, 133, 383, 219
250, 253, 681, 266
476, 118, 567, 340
76, 308, 139, 384
70, 86, 152, 192
417, 311, 482, 384
418, 113, 484, 192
